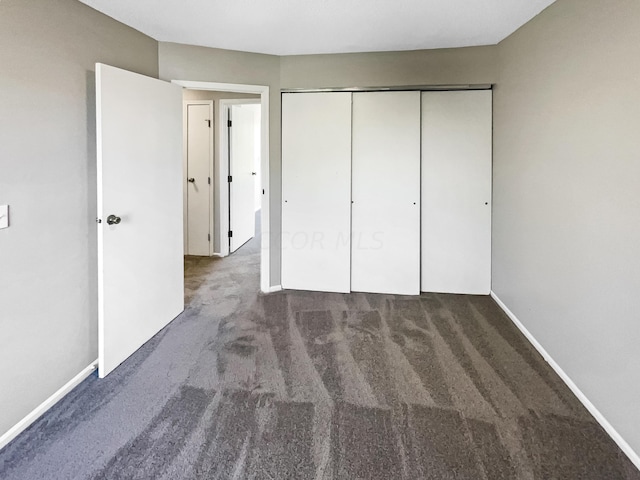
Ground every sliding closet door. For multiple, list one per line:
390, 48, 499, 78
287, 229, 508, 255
421, 90, 492, 294
352, 91, 421, 295
281, 92, 352, 293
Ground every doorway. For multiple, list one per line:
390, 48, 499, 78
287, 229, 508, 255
175, 80, 270, 293
182, 89, 260, 259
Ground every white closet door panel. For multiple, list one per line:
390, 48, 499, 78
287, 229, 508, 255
352, 91, 421, 295
281, 92, 352, 293
421, 90, 492, 295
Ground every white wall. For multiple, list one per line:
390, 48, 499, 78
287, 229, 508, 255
0, 0, 158, 438
493, 0, 640, 454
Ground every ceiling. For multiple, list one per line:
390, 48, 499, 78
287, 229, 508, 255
79, 0, 556, 56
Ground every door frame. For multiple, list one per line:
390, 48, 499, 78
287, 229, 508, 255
183, 100, 214, 256
172, 80, 270, 294
220, 98, 261, 256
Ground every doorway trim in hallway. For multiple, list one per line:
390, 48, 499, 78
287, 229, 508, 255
172, 80, 271, 293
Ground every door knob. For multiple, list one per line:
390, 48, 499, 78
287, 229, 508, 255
188, 178, 195, 183
251, 172, 257, 176
106, 215, 121, 225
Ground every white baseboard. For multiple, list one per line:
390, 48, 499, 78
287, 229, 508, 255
490, 291, 640, 471
263, 285, 283, 294
0, 359, 98, 452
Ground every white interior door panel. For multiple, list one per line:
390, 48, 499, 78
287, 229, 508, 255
96, 63, 184, 378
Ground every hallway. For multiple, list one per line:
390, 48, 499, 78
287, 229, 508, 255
0, 229, 637, 479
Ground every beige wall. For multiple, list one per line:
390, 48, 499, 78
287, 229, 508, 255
182, 89, 259, 253
281, 46, 497, 88
0, 0, 158, 437
159, 43, 282, 283
493, 0, 640, 453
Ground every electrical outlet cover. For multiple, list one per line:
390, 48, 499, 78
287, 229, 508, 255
0, 205, 9, 229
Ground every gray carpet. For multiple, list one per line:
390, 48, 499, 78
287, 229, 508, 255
1, 218, 638, 479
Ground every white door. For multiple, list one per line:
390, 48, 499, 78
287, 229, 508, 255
281, 92, 352, 293
252, 106, 262, 212
421, 90, 492, 294
96, 63, 184, 378
351, 91, 421, 295
186, 103, 212, 256
229, 104, 257, 252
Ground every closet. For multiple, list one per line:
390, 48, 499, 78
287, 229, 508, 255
281, 88, 492, 296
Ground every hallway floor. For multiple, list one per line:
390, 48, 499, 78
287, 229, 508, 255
0, 229, 638, 479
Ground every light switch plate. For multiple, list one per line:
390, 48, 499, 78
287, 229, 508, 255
0, 205, 9, 229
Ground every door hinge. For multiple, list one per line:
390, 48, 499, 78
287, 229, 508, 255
208, 233, 211, 242
228, 230, 233, 238
228, 120, 232, 128
206, 119, 211, 128
208, 177, 211, 185
228, 175, 232, 183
